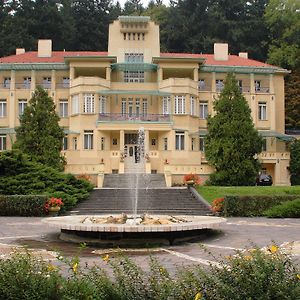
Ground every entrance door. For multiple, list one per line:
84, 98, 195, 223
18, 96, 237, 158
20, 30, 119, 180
129, 146, 134, 157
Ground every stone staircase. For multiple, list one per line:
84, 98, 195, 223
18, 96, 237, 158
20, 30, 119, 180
71, 175, 212, 216
103, 174, 166, 188
124, 157, 145, 173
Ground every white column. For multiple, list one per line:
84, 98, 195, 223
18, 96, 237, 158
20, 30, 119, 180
106, 67, 111, 81
250, 73, 255, 94
158, 67, 163, 82
211, 72, 216, 92
193, 68, 199, 82
144, 129, 149, 154
9, 70, 15, 128
30, 70, 36, 93
120, 130, 124, 152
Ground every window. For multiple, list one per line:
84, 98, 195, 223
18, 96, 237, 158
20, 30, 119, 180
258, 102, 267, 120
112, 138, 117, 145
135, 98, 140, 116
71, 94, 79, 114
199, 101, 208, 119
124, 53, 144, 63
84, 131, 93, 150
255, 80, 261, 92
216, 79, 224, 92
262, 139, 267, 152
42, 77, 51, 89
191, 138, 195, 151
73, 137, 78, 150
162, 96, 170, 115
199, 137, 205, 152
190, 96, 196, 116
59, 100, 68, 117
99, 96, 106, 114
0, 135, 6, 151
174, 95, 185, 114
142, 99, 148, 116
198, 79, 205, 90
121, 98, 126, 115
175, 131, 185, 150
0, 100, 7, 117
83, 94, 95, 113
23, 77, 31, 89
164, 137, 168, 150
101, 137, 105, 151
18, 99, 27, 116
124, 71, 144, 83
151, 139, 156, 146
3, 77, 10, 89
62, 77, 70, 88
62, 137, 68, 150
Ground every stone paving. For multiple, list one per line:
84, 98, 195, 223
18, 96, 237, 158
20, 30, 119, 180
0, 216, 299, 273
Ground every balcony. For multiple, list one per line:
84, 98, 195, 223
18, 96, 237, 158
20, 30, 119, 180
98, 113, 171, 123
56, 83, 70, 89
15, 83, 31, 89
255, 86, 269, 93
258, 152, 290, 161
71, 76, 110, 89
0, 83, 10, 89
240, 86, 250, 93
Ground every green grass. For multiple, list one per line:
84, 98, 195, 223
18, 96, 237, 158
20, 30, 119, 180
197, 185, 300, 204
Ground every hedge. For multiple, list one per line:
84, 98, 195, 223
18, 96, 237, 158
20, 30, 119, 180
264, 199, 300, 218
222, 195, 299, 217
0, 195, 48, 216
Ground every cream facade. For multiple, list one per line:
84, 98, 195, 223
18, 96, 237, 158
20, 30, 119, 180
0, 16, 292, 186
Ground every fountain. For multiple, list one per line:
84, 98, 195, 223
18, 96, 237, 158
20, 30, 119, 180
43, 127, 226, 246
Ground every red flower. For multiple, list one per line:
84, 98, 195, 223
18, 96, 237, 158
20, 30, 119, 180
44, 197, 64, 212
212, 197, 224, 213
183, 173, 202, 185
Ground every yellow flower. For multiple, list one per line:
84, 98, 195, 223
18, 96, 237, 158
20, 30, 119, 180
194, 291, 202, 300
297, 274, 300, 280
47, 264, 56, 272
225, 255, 233, 260
268, 245, 278, 254
244, 255, 252, 261
72, 262, 78, 273
159, 267, 166, 275
102, 254, 109, 262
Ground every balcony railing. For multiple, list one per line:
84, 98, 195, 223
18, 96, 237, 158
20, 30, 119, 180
15, 83, 31, 89
36, 82, 51, 89
98, 113, 171, 123
255, 87, 269, 93
240, 86, 250, 93
198, 85, 211, 91
56, 83, 70, 89
0, 83, 10, 89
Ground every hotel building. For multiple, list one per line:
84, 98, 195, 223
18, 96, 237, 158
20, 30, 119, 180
0, 16, 293, 186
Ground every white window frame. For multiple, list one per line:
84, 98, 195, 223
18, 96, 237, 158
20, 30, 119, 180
121, 98, 126, 116
42, 77, 51, 89
175, 131, 185, 150
62, 77, 70, 88
162, 96, 170, 115
3, 77, 10, 89
23, 77, 31, 89
190, 96, 196, 116
62, 136, 68, 150
199, 101, 208, 119
199, 137, 205, 152
18, 99, 27, 116
83, 94, 95, 113
59, 99, 68, 117
216, 79, 224, 92
73, 137, 78, 150
124, 71, 144, 83
0, 100, 7, 117
0, 135, 6, 151
83, 131, 93, 150
99, 96, 106, 114
174, 95, 185, 114
142, 99, 148, 116
258, 102, 267, 120
71, 94, 79, 115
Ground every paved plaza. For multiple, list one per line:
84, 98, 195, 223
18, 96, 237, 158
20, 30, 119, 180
0, 216, 299, 272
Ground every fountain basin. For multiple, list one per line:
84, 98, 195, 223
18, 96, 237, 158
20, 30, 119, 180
43, 215, 227, 246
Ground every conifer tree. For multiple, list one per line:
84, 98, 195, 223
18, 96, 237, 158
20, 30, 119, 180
205, 73, 263, 186
289, 140, 300, 185
14, 87, 65, 171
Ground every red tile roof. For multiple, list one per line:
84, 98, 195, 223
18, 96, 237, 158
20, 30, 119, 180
0, 50, 277, 68
160, 53, 277, 68
0, 51, 108, 63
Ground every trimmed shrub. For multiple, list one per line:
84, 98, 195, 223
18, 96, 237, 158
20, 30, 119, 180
222, 195, 299, 217
0, 195, 48, 216
0, 150, 94, 212
264, 199, 300, 218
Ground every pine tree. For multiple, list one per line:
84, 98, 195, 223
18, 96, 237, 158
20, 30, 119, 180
205, 73, 263, 186
14, 87, 65, 171
289, 140, 300, 185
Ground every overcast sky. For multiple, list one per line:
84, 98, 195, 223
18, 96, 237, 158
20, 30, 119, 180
115, 0, 169, 7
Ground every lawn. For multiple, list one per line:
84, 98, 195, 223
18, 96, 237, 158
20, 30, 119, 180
197, 185, 300, 204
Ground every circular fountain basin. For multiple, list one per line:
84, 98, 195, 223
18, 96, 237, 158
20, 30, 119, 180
43, 215, 226, 246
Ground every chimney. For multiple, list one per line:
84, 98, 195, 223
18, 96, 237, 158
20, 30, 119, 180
38, 39, 52, 57
16, 48, 25, 55
239, 52, 248, 59
214, 43, 229, 61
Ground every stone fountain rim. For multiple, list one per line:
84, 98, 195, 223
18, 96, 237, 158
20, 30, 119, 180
42, 215, 227, 233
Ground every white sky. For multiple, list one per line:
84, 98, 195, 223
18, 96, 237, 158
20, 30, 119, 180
115, 0, 169, 7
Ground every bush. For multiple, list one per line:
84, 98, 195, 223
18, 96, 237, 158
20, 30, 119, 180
0, 247, 299, 300
221, 195, 299, 217
0, 195, 48, 216
0, 150, 94, 212
264, 199, 300, 218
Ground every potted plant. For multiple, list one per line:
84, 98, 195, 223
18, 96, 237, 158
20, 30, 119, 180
45, 197, 64, 216
183, 173, 201, 187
